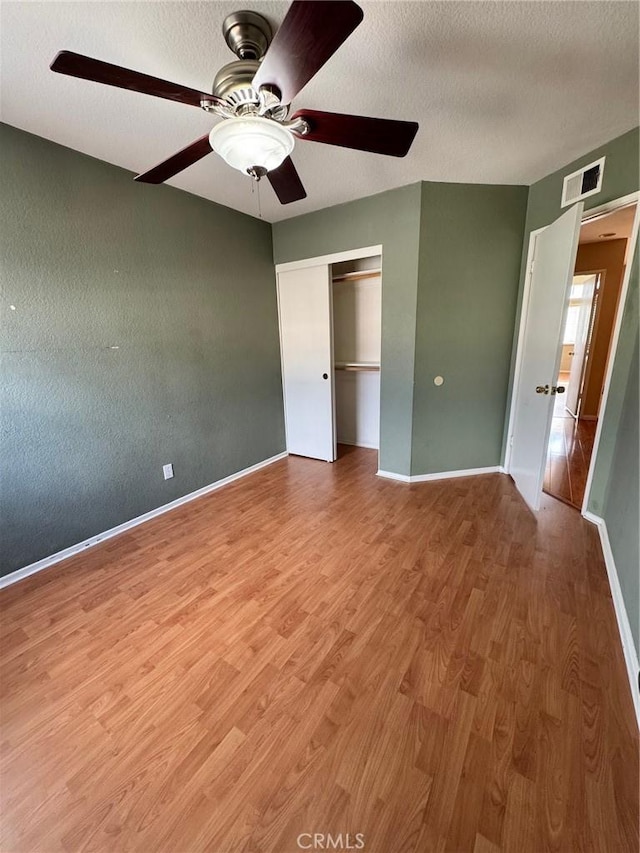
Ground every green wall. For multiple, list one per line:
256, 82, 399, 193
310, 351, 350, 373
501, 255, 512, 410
597, 241, 639, 653
523, 128, 639, 235
509, 126, 639, 655
590, 244, 639, 514
272, 184, 422, 476
412, 182, 528, 474
602, 304, 639, 652
272, 181, 527, 477
0, 123, 285, 577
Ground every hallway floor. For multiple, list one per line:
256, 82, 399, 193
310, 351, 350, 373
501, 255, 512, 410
544, 374, 597, 509
544, 414, 597, 509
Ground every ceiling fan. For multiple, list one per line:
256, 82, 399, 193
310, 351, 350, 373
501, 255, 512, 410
50, 0, 419, 205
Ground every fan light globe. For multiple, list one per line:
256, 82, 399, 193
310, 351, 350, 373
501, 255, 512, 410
209, 117, 294, 175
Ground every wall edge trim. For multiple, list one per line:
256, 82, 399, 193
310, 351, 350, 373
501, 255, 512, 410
275, 245, 383, 274
377, 465, 505, 484
583, 510, 640, 728
376, 469, 412, 482
0, 452, 289, 591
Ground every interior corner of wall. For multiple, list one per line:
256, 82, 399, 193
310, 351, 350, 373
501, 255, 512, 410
407, 182, 430, 476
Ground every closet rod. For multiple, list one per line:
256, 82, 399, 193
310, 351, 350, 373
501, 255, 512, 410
332, 269, 382, 283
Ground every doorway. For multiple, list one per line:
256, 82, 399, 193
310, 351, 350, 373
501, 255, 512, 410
543, 203, 637, 509
507, 195, 638, 513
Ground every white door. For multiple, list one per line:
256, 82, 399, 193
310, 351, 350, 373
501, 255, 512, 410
565, 274, 597, 417
509, 203, 583, 510
277, 265, 335, 461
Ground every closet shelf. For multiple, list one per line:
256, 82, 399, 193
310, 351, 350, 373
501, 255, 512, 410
332, 269, 382, 283
334, 362, 380, 372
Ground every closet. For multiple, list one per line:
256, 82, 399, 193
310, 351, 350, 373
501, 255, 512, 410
331, 256, 381, 449
275, 248, 382, 462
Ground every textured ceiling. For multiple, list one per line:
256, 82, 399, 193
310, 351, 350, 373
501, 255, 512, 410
1, 1, 638, 223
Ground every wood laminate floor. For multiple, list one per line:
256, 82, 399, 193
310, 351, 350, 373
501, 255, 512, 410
544, 416, 597, 509
1, 447, 638, 852
544, 378, 597, 509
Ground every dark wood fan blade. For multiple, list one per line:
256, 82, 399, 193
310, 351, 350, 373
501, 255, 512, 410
50, 51, 219, 108
291, 110, 419, 157
134, 135, 213, 184
267, 157, 307, 204
252, 1, 363, 105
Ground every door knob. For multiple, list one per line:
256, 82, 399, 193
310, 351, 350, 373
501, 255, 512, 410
322, 373, 328, 380
552, 385, 565, 395
536, 385, 550, 394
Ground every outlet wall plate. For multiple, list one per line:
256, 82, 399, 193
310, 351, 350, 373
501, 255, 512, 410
163, 463, 174, 480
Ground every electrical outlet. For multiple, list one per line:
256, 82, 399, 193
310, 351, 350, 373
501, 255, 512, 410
163, 463, 174, 480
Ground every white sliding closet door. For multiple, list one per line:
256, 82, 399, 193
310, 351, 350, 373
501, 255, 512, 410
277, 265, 335, 462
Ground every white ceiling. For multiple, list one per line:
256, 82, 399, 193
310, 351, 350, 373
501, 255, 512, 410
580, 204, 636, 244
1, 1, 638, 223
580, 203, 637, 263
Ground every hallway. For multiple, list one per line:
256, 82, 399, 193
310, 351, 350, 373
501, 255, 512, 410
544, 372, 597, 509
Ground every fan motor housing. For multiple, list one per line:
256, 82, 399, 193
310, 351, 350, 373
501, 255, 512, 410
212, 59, 288, 120
213, 59, 261, 103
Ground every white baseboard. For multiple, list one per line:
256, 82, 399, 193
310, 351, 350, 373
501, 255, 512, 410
0, 452, 289, 591
377, 465, 505, 484
583, 511, 640, 727
408, 465, 505, 483
339, 439, 379, 450
376, 469, 411, 483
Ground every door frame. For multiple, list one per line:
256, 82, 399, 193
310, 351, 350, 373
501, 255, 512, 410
275, 244, 384, 461
504, 191, 639, 516
580, 194, 639, 514
275, 245, 383, 274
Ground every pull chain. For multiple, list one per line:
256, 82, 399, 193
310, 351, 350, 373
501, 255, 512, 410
247, 167, 266, 219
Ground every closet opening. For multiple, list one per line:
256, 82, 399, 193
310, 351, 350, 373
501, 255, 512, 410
331, 255, 382, 457
331, 255, 382, 458
275, 244, 383, 466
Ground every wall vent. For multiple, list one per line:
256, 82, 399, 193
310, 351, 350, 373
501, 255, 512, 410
561, 157, 605, 207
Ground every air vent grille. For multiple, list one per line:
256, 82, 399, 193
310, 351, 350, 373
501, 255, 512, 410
561, 157, 605, 207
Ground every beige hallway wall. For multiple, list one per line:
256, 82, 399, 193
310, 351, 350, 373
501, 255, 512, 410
574, 238, 627, 417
